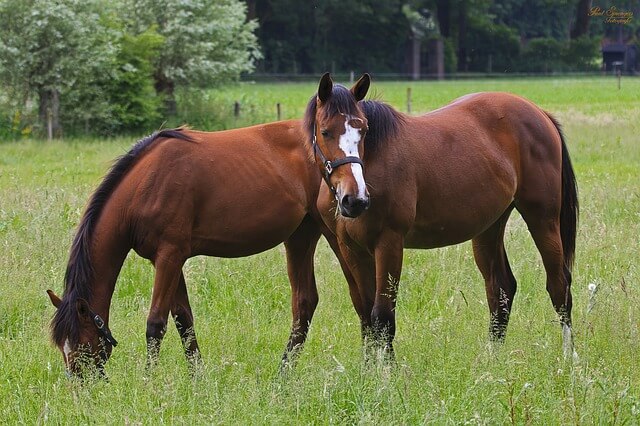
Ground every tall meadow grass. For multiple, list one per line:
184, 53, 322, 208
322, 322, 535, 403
1, 77, 638, 423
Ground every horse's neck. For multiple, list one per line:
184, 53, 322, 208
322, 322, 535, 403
86, 217, 131, 323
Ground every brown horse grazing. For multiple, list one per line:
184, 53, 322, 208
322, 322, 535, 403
304, 73, 578, 359
46, 123, 355, 377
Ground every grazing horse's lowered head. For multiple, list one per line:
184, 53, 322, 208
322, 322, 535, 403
47, 290, 117, 378
305, 72, 371, 218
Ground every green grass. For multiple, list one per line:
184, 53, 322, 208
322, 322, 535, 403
1, 77, 639, 424
175, 76, 640, 130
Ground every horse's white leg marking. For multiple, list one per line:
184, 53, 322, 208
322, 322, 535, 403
562, 323, 578, 362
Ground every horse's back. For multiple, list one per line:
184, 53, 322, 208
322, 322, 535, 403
104, 121, 319, 258
419, 92, 562, 175
399, 92, 562, 248
440, 92, 565, 203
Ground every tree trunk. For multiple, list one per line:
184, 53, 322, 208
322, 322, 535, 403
411, 36, 421, 80
570, 0, 592, 39
154, 75, 177, 116
246, 0, 257, 21
38, 88, 62, 139
435, 0, 450, 38
427, 38, 445, 80
457, 1, 468, 72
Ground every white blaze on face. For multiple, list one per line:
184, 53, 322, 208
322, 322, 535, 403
63, 338, 72, 364
338, 117, 367, 198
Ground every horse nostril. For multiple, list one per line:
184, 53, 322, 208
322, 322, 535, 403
341, 194, 352, 209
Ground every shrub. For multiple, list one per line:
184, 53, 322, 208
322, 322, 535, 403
520, 37, 564, 73
464, 19, 520, 73
563, 36, 600, 71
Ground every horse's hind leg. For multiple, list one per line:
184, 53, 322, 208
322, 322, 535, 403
281, 215, 321, 369
519, 210, 574, 359
146, 248, 185, 368
171, 271, 201, 367
472, 207, 517, 342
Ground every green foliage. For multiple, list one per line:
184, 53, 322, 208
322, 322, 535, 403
0, 0, 259, 136
253, 0, 315, 73
314, 0, 409, 73
465, 18, 521, 72
253, 0, 625, 76
121, 0, 260, 88
521, 36, 600, 73
521, 37, 564, 73
563, 36, 600, 71
0, 0, 117, 136
257, 0, 410, 74
442, 37, 459, 73
490, 0, 575, 39
0, 110, 33, 141
0, 0, 113, 98
103, 28, 165, 134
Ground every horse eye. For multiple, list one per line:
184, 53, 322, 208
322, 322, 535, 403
320, 129, 329, 137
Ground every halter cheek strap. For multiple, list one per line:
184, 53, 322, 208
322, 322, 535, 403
312, 126, 364, 197
91, 311, 118, 347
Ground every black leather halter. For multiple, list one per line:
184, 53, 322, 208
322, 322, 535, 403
91, 310, 118, 347
311, 124, 364, 197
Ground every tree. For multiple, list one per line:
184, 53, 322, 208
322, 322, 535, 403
0, 0, 116, 138
570, 0, 592, 39
100, 28, 165, 134
250, 0, 316, 73
121, 0, 260, 114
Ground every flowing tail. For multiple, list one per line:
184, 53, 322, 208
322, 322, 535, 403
546, 113, 579, 272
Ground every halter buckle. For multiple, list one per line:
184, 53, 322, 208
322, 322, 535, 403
94, 314, 105, 330
93, 313, 118, 347
324, 161, 333, 175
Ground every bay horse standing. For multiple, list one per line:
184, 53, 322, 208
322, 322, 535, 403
47, 123, 355, 377
304, 73, 578, 359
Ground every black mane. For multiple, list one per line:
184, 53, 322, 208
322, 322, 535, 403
303, 85, 404, 155
51, 128, 194, 347
359, 100, 404, 155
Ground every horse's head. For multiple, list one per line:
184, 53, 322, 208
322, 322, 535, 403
47, 290, 117, 378
312, 72, 371, 218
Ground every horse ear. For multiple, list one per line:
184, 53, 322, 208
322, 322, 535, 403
76, 298, 91, 319
317, 72, 333, 103
351, 73, 370, 101
47, 290, 62, 308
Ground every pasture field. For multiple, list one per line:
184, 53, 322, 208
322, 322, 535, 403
1, 77, 639, 424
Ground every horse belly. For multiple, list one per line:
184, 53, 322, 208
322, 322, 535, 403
191, 191, 306, 258
404, 192, 514, 249
404, 217, 494, 249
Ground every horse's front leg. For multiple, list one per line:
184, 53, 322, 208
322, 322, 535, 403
170, 271, 202, 371
370, 231, 404, 362
281, 216, 321, 370
322, 224, 374, 343
146, 249, 185, 369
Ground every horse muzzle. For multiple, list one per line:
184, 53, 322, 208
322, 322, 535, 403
338, 193, 370, 218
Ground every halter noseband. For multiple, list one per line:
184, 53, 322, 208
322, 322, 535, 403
311, 124, 364, 197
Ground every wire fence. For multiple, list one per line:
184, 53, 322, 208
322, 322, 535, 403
242, 70, 636, 83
